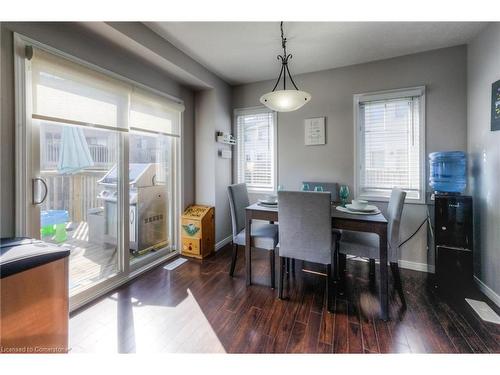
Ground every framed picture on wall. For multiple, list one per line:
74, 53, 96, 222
304, 117, 326, 145
492, 79, 500, 131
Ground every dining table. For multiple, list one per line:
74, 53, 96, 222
245, 201, 389, 320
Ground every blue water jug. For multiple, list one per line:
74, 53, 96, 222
429, 151, 467, 193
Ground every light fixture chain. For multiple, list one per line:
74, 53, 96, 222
281, 21, 287, 56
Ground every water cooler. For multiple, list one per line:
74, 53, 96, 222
429, 151, 473, 288
434, 195, 473, 287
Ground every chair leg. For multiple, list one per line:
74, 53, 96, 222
278, 256, 286, 299
333, 239, 340, 281
270, 250, 276, 289
339, 253, 346, 296
291, 258, 295, 275
229, 242, 238, 277
390, 262, 406, 308
340, 253, 347, 274
286, 257, 290, 274
369, 258, 376, 276
326, 264, 334, 312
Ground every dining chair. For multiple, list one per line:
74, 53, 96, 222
277, 191, 334, 311
227, 183, 279, 288
337, 188, 407, 306
302, 181, 339, 202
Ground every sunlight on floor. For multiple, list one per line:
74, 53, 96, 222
70, 288, 226, 353
70, 221, 89, 242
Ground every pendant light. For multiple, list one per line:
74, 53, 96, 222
260, 22, 311, 112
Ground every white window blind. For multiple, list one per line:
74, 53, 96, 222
130, 87, 182, 136
236, 109, 276, 192
356, 88, 425, 201
31, 47, 184, 134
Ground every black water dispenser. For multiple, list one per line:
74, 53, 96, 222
434, 195, 473, 288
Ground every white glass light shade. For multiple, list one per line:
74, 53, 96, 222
260, 90, 311, 112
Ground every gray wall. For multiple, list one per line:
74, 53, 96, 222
232, 46, 468, 269
467, 23, 500, 298
0, 22, 234, 245
194, 86, 233, 243
0, 22, 197, 237
213, 86, 233, 243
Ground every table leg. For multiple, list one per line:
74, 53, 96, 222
245, 212, 252, 286
333, 232, 340, 282
379, 228, 388, 320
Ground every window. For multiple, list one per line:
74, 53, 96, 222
354, 87, 425, 202
235, 108, 277, 192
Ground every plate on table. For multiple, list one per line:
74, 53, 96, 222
345, 203, 379, 212
336, 206, 381, 215
258, 202, 278, 208
258, 198, 277, 205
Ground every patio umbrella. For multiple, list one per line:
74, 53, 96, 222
57, 126, 94, 174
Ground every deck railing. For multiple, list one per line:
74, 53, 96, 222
40, 170, 108, 223
42, 142, 114, 170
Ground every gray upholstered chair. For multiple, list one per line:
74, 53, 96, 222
227, 183, 278, 288
337, 188, 407, 305
277, 191, 334, 311
302, 181, 339, 202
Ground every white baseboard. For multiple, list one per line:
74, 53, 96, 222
398, 259, 435, 274
474, 275, 500, 308
349, 257, 435, 274
215, 235, 232, 251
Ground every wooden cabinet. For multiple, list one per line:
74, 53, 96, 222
181, 205, 215, 259
0, 257, 69, 353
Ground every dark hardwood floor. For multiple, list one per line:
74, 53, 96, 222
69, 244, 500, 353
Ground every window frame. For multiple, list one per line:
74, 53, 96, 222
353, 86, 426, 204
234, 106, 278, 194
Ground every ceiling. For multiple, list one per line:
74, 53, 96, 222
145, 22, 488, 85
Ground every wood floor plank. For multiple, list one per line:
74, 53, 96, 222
228, 306, 263, 353
267, 279, 304, 353
295, 275, 316, 324
333, 299, 349, 353
318, 309, 334, 345
347, 322, 364, 353
303, 311, 323, 353
69, 244, 497, 353
424, 288, 474, 353
285, 321, 307, 353
316, 342, 333, 353
360, 316, 380, 353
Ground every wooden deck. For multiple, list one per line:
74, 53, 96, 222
43, 221, 117, 294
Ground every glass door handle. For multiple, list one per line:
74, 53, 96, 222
32, 177, 48, 205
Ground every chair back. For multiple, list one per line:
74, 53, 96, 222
227, 183, 250, 239
387, 189, 406, 260
278, 191, 332, 265
302, 181, 339, 202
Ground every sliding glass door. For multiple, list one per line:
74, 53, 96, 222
38, 121, 121, 293
15, 34, 183, 308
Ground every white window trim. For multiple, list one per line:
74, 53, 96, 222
353, 86, 426, 204
234, 106, 278, 194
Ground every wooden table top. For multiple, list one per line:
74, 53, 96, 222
246, 202, 387, 224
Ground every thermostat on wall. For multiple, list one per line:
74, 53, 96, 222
219, 149, 232, 159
